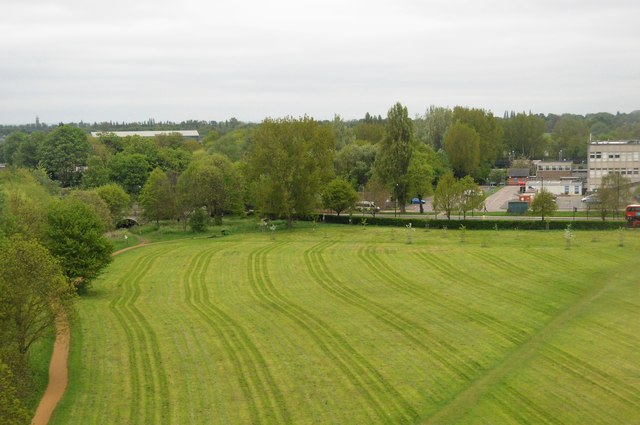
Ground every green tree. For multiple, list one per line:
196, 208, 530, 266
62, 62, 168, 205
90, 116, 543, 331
66, 190, 113, 230
0, 362, 30, 425
0, 237, 73, 357
551, 115, 590, 160
1, 132, 28, 166
1, 189, 47, 240
414, 106, 453, 150
177, 154, 242, 225
373, 102, 414, 213
444, 122, 480, 178
108, 153, 151, 195
502, 112, 547, 158
458, 176, 484, 219
0, 168, 55, 239
139, 168, 176, 224
334, 142, 377, 188
433, 171, 460, 220
595, 173, 631, 221
322, 178, 359, 216
96, 132, 125, 153
530, 189, 557, 221
81, 155, 111, 189
44, 199, 113, 293
157, 147, 192, 173
38, 125, 91, 187
121, 136, 160, 168
13, 132, 43, 168
189, 208, 208, 233
95, 183, 131, 226
453, 107, 503, 177
353, 122, 385, 143
154, 132, 185, 149
205, 128, 252, 162
332, 115, 356, 150
246, 117, 335, 227
407, 144, 435, 214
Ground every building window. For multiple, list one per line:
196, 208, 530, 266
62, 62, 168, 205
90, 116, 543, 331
574, 186, 580, 194
564, 185, 569, 194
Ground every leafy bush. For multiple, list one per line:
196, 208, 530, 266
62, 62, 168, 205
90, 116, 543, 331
189, 208, 208, 233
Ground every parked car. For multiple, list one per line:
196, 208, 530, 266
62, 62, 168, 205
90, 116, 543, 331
581, 195, 598, 204
355, 201, 380, 213
411, 198, 426, 204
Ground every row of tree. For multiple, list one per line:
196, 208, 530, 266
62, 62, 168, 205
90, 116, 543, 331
0, 169, 113, 422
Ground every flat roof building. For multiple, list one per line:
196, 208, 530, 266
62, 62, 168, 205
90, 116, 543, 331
90, 130, 200, 139
535, 161, 573, 180
587, 140, 640, 191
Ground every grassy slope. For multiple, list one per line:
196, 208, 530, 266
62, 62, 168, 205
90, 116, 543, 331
50, 226, 640, 424
24, 330, 55, 412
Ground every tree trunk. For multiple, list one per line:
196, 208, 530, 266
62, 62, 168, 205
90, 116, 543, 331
419, 198, 424, 214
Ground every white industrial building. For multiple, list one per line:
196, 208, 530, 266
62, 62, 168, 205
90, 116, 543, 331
587, 140, 640, 191
527, 178, 584, 196
90, 130, 200, 139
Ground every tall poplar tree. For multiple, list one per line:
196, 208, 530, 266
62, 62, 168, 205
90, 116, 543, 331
373, 102, 414, 213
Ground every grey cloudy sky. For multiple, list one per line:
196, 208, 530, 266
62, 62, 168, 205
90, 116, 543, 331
1, 0, 639, 124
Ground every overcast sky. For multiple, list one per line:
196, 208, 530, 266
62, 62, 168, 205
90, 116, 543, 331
1, 0, 639, 124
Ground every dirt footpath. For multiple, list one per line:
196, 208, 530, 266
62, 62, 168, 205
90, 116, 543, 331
31, 318, 69, 425
31, 240, 147, 425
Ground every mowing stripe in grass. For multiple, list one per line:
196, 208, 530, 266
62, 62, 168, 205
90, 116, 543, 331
490, 384, 557, 424
586, 321, 637, 351
182, 245, 292, 424
411, 250, 544, 342
413, 249, 554, 317
303, 241, 480, 387
422, 267, 615, 424
183, 247, 260, 423
109, 246, 176, 424
195, 247, 293, 424
520, 247, 570, 269
469, 249, 582, 298
359, 247, 523, 345
542, 345, 640, 407
248, 243, 418, 424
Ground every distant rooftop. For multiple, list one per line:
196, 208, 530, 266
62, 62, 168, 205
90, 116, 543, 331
90, 130, 199, 138
590, 140, 640, 145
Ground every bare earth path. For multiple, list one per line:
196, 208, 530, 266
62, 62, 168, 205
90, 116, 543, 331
31, 239, 147, 425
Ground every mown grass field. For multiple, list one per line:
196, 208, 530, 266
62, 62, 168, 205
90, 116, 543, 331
51, 225, 640, 424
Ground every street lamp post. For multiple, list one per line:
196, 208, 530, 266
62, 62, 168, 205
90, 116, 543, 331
394, 184, 399, 217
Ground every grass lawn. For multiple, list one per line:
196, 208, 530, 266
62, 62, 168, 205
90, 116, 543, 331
51, 225, 640, 424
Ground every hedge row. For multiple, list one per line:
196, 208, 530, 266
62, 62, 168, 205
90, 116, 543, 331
315, 214, 627, 231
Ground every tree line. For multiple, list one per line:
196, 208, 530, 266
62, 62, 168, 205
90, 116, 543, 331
2, 103, 638, 420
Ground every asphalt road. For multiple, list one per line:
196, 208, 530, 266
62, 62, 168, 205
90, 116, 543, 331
388, 186, 606, 220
